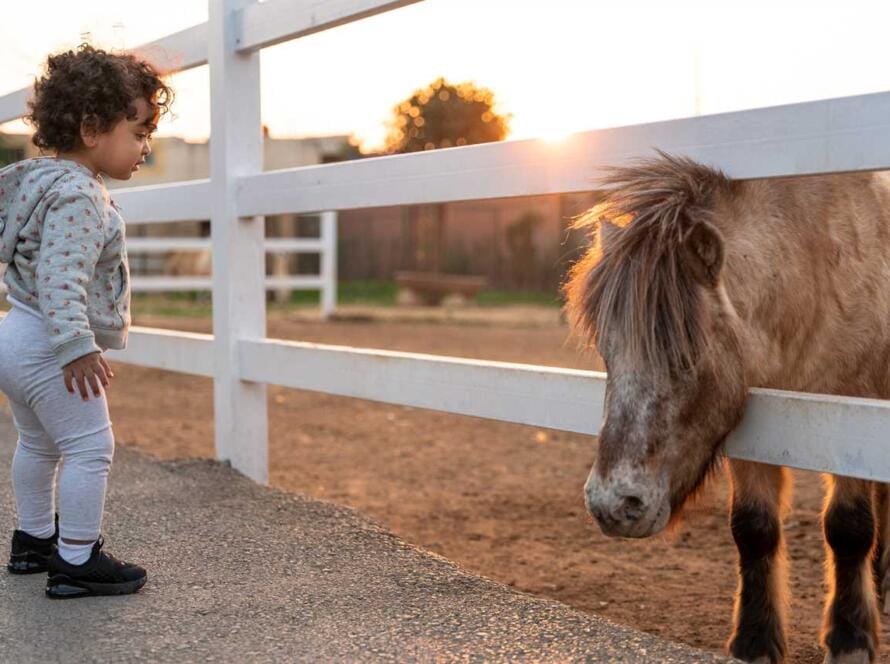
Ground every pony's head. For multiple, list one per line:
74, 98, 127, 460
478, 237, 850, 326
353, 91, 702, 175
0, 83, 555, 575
564, 153, 748, 538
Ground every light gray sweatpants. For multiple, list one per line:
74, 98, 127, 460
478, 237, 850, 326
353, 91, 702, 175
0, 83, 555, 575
0, 301, 114, 541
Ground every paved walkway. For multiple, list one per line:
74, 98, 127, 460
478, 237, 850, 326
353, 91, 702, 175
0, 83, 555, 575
0, 412, 738, 663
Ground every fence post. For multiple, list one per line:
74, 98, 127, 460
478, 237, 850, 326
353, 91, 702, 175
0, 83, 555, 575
320, 211, 338, 318
208, 0, 268, 483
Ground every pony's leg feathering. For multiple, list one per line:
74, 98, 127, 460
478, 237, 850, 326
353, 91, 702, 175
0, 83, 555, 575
821, 476, 879, 664
726, 460, 790, 664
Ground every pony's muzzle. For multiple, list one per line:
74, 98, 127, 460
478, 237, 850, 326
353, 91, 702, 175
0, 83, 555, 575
584, 467, 670, 538
590, 493, 643, 524
587, 493, 649, 535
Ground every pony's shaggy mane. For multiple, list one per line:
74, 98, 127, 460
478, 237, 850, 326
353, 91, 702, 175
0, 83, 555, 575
564, 151, 733, 373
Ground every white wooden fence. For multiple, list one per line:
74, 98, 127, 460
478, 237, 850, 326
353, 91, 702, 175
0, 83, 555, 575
2, 0, 890, 484
124, 211, 338, 318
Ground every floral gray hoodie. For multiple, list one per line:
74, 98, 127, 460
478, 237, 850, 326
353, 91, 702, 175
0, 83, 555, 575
0, 157, 130, 367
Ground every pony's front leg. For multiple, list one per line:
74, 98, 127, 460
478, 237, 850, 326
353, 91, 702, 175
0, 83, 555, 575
727, 460, 789, 664
821, 476, 879, 664
872, 483, 890, 614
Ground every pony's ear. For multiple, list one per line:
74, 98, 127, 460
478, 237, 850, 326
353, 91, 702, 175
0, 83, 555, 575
598, 220, 621, 248
681, 220, 724, 286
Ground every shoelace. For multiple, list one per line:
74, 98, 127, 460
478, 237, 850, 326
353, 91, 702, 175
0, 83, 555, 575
93, 537, 131, 568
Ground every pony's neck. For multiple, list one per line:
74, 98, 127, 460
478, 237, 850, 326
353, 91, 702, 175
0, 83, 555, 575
722, 232, 824, 389
720, 174, 890, 393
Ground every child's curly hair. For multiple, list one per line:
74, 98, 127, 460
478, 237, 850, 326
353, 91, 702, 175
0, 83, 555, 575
25, 44, 174, 153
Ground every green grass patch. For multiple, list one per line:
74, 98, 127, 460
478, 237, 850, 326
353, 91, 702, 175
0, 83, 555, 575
130, 293, 213, 317
475, 289, 561, 307
334, 280, 399, 305
125, 280, 563, 317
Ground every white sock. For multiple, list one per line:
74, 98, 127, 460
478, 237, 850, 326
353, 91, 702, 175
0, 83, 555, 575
58, 539, 94, 566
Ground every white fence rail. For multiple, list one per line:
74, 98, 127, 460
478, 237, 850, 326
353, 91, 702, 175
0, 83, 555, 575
129, 275, 324, 292
237, 91, 890, 215
111, 180, 212, 224
123, 209, 337, 317
2, 0, 890, 485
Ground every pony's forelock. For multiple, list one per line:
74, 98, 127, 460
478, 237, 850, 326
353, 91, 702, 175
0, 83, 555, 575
564, 151, 732, 374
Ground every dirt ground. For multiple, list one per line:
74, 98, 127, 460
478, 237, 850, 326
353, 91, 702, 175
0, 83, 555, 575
17, 305, 890, 662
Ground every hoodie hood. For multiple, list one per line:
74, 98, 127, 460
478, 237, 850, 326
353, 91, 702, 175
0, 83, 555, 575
0, 157, 99, 264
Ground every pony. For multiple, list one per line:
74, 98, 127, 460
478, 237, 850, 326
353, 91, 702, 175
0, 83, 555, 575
564, 152, 890, 664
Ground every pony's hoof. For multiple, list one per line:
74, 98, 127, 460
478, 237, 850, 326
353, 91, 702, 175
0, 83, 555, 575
823, 649, 871, 664
728, 631, 784, 663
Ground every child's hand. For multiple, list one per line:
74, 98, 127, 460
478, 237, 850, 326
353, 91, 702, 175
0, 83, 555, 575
63, 352, 115, 401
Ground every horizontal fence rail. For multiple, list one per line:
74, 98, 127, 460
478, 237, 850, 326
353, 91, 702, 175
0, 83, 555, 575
235, 0, 424, 53
727, 390, 890, 482
129, 23, 209, 74
235, 339, 890, 482
107, 330, 890, 484
126, 237, 325, 253
236, 90, 890, 216
238, 338, 609, 434
0, 88, 29, 127
107, 326, 214, 376
12, 91, 888, 225
112, 180, 212, 224
129, 275, 323, 292
0, 1, 421, 123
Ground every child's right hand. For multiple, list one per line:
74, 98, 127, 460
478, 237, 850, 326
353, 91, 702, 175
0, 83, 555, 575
63, 352, 115, 401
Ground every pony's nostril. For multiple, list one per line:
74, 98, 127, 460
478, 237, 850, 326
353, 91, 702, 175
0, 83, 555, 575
619, 495, 646, 522
588, 504, 613, 527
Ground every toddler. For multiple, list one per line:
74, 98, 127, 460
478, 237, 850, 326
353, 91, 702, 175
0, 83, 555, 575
0, 44, 172, 598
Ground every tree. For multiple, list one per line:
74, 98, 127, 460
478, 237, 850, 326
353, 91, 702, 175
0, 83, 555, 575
385, 77, 510, 154
385, 78, 511, 275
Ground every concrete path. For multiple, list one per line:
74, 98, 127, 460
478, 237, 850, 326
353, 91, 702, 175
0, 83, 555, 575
0, 412, 738, 663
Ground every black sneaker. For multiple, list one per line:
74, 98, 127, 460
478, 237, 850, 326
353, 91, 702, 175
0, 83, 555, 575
45, 536, 146, 599
7, 513, 59, 575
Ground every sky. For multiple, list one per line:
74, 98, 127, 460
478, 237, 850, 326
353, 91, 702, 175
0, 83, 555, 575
2, 0, 890, 152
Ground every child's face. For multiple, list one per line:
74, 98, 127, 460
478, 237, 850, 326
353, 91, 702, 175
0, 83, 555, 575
91, 98, 157, 180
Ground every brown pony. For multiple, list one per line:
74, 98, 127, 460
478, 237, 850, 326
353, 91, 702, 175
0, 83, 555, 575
564, 152, 890, 664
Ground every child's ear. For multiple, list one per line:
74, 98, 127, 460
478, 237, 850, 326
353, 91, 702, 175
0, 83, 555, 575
79, 115, 101, 148
681, 220, 724, 286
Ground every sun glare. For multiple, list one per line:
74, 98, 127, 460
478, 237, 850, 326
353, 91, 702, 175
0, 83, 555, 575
536, 127, 574, 144
508, 112, 587, 146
